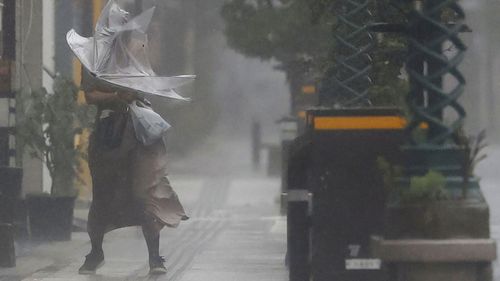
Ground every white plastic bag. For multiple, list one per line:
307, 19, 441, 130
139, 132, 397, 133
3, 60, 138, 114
129, 100, 171, 146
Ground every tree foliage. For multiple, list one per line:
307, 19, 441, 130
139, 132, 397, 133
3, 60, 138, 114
222, 0, 411, 108
221, 0, 333, 77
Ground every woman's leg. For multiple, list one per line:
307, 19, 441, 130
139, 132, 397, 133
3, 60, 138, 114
79, 221, 105, 274
87, 137, 106, 256
142, 217, 167, 274
89, 230, 105, 255
79, 204, 106, 274
141, 216, 162, 258
143, 231, 160, 258
86, 191, 108, 256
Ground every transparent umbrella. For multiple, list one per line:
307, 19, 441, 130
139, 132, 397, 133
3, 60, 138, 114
66, 0, 194, 100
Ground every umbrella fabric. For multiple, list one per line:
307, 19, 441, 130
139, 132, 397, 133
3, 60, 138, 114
66, 0, 194, 100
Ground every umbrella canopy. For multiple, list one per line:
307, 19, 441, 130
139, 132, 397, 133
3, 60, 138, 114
66, 0, 194, 100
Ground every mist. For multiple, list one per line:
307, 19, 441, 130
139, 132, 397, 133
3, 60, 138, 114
3, 1, 500, 280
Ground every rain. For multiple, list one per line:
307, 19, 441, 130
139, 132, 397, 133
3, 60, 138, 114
0, 0, 499, 280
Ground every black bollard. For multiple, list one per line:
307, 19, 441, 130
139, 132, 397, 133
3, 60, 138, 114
286, 134, 313, 281
0, 223, 15, 267
288, 190, 311, 281
0, 167, 23, 224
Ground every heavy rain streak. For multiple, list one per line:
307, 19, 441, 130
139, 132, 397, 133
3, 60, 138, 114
0, 0, 499, 281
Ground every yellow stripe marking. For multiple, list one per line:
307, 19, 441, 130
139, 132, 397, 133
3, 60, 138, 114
302, 85, 316, 95
314, 116, 407, 130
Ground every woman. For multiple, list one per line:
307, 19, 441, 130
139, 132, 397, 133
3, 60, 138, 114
78, 69, 188, 275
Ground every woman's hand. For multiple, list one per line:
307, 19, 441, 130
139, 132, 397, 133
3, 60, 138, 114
84, 90, 137, 105
117, 91, 137, 103
84, 90, 119, 105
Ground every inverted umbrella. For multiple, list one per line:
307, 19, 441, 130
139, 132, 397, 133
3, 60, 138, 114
66, 0, 194, 100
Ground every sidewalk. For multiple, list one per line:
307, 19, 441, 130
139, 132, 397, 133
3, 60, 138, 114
0, 175, 288, 281
0, 130, 290, 280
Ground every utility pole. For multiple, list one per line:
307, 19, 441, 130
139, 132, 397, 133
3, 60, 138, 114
16, 0, 44, 195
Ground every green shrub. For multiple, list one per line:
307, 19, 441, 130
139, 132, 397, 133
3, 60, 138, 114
403, 170, 448, 203
16, 77, 95, 196
377, 157, 449, 204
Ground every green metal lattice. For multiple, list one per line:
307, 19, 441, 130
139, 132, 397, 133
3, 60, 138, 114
405, 0, 466, 145
320, 0, 374, 107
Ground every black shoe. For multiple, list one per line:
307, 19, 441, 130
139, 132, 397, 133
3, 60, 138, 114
149, 256, 167, 275
78, 251, 105, 275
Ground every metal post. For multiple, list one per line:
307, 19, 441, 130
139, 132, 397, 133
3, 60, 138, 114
405, 0, 466, 145
286, 136, 313, 281
251, 120, 261, 168
288, 190, 311, 281
319, 0, 374, 107
2, 0, 14, 60
0, 223, 15, 267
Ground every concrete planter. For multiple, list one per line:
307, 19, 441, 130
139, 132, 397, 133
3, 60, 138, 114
384, 199, 490, 239
0, 167, 23, 224
372, 195, 496, 281
371, 236, 495, 281
26, 195, 76, 241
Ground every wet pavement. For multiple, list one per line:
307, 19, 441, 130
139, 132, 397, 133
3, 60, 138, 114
0, 175, 287, 281
0, 134, 288, 281
3, 137, 500, 280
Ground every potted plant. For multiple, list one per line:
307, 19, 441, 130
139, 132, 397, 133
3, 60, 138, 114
16, 76, 94, 241
377, 132, 489, 240
372, 129, 495, 280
